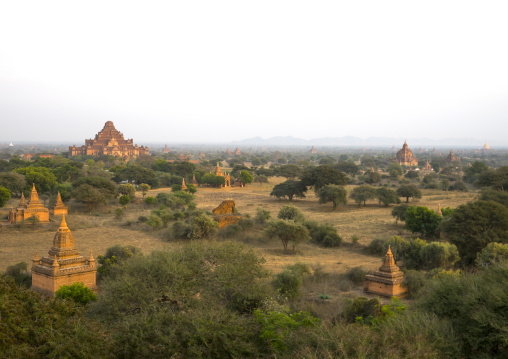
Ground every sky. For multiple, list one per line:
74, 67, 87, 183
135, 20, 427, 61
1, 1, 507, 145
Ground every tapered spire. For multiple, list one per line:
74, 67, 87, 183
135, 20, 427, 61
27, 184, 44, 209
60, 214, 68, 229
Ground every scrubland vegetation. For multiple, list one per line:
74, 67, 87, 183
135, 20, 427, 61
1, 146, 508, 358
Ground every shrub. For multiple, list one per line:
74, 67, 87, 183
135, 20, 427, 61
304, 221, 342, 248
272, 263, 310, 299
171, 184, 182, 192
476, 242, 508, 267
55, 282, 97, 305
368, 238, 387, 255
138, 215, 148, 223
391, 204, 409, 223
146, 214, 162, 229
238, 218, 254, 230
5, 262, 31, 287
341, 296, 381, 324
344, 266, 367, 285
144, 196, 156, 205
277, 205, 305, 222
114, 208, 124, 219
255, 207, 271, 224
97, 245, 142, 278
351, 235, 360, 244
403, 269, 428, 299
418, 263, 508, 357
382, 236, 410, 263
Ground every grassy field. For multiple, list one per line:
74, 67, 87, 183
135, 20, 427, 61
0, 178, 476, 277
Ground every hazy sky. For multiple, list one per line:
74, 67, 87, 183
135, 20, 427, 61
1, 1, 507, 144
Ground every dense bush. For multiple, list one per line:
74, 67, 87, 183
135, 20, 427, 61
88, 242, 270, 357
304, 221, 342, 247
418, 263, 508, 357
272, 263, 310, 299
55, 282, 97, 305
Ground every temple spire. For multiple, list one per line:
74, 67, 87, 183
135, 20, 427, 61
60, 214, 68, 229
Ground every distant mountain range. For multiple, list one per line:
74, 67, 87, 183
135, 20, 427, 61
229, 136, 490, 148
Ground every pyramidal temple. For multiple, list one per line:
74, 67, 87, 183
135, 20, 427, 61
69, 121, 148, 160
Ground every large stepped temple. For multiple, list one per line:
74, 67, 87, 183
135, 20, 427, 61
69, 121, 148, 160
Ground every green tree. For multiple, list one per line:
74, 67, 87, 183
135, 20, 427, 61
264, 220, 310, 252
276, 164, 303, 179
387, 163, 403, 178
239, 170, 254, 186
350, 185, 376, 206
55, 282, 97, 305
88, 242, 269, 357
318, 185, 348, 209
475, 242, 508, 267
463, 161, 488, 184
335, 161, 359, 176
72, 184, 107, 213
418, 263, 508, 357
476, 166, 508, 191
97, 245, 142, 278
0, 185, 11, 207
26, 214, 40, 229
277, 205, 305, 222
144, 196, 156, 206
404, 206, 442, 237
113, 165, 160, 187
190, 214, 219, 239
270, 180, 307, 201
0, 276, 112, 357
138, 183, 151, 198
119, 195, 130, 206
391, 204, 410, 223
396, 184, 422, 203
439, 200, 508, 264
0, 172, 26, 197
301, 165, 347, 192
376, 187, 400, 206
117, 183, 136, 198
14, 166, 57, 194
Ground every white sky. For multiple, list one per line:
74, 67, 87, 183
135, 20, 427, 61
1, 1, 507, 144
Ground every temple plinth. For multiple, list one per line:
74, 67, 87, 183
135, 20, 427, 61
363, 246, 408, 298
31, 215, 97, 297
50, 192, 68, 216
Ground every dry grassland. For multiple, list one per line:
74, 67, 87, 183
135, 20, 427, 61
0, 178, 476, 283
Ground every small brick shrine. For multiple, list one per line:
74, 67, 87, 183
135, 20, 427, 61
31, 215, 97, 297
364, 246, 408, 298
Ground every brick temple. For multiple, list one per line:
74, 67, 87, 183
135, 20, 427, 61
9, 184, 50, 224
69, 121, 148, 160
31, 215, 97, 297
396, 141, 418, 166
364, 246, 408, 298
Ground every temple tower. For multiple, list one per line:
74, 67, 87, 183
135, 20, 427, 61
50, 192, 68, 216
31, 215, 97, 296
363, 246, 408, 298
